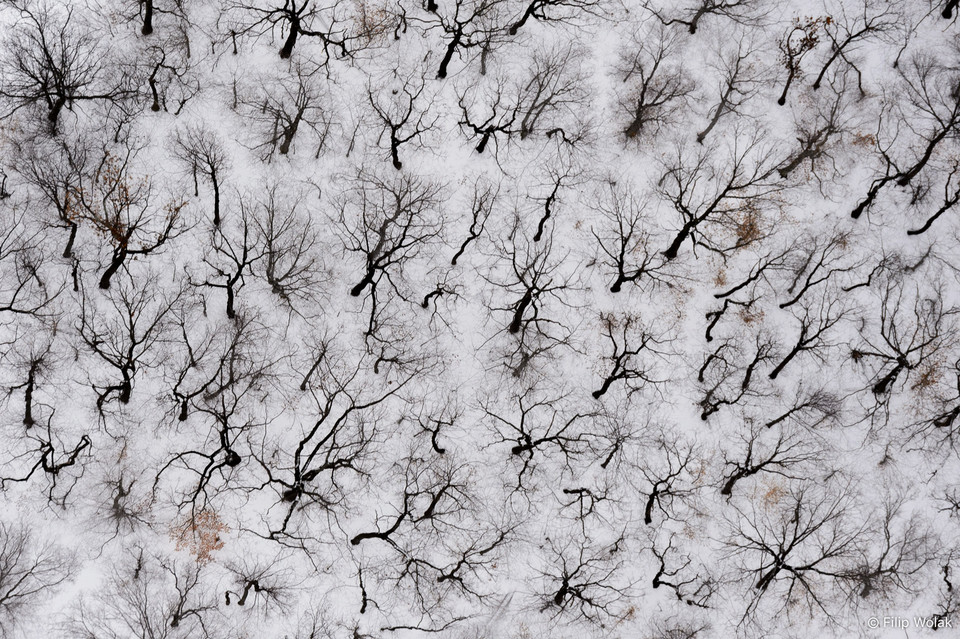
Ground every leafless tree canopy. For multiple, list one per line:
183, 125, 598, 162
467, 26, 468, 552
0, 0, 959, 638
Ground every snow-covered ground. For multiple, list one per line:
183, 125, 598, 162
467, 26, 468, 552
0, 1, 959, 638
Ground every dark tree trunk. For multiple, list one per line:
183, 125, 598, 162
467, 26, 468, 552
872, 360, 906, 395
23, 365, 35, 427
438, 33, 461, 79
769, 339, 804, 380
509, 3, 537, 35
119, 369, 132, 404
149, 67, 161, 111
705, 302, 729, 342
721, 468, 756, 496
350, 270, 375, 297
777, 67, 795, 106
508, 291, 533, 333
142, 0, 154, 35
280, 17, 299, 59
934, 406, 960, 429
592, 376, 616, 399
663, 223, 693, 260
778, 153, 808, 179
907, 192, 960, 235
475, 131, 490, 153
625, 106, 645, 138
696, 103, 725, 144
898, 130, 951, 187
720, 475, 739, 496
644, 490, 657, 524
390, 133, 402, 170
852, 175, 899, 219
62, 222, 78, 259
99, 247, 128, 289
211, 172, 221, 226
279, 126, 296, 154
48, 96, 67, 134
553, 582, 568, 606
688, 7, 707, 34
812, 47, 843, 90
756, 564, 780, 591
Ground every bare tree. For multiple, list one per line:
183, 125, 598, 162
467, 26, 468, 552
723, 481, 864, 622
907, 156, 960, 235
483, 386, 598, 485
617, 21, 694, 139
695, 37, 763, 145
367, 70, 436, 170
0, 3, 135, 134
764, 384, 842, 430
838, 496, 934, 601
10, 132, 92, 260
456, 42, 588, 149
591, 313, 670, 399
171, 124, 230, 227
698, 332, 776, 420
252, 346, 421, 541
853, 278, 955, 397
773, 230, 859, 308
777, 76, 850, 180
67, 141, 189, 289
196, 197, 263, 320
0, 522, 72, 635
3, 325, 57, 428
535, 531, 632, 625
348, 448, 511, 623
426, 0, 510, 79
718, 422, 817, 496
809, 0, 901, 94
0, 410, 90, 506
635, 431, 701, 525
68, 551, 220, 638
483, 216, 579, 377
647, 532, 716, 608
450, 175, 498, 265
657, 131, 782, 261
237, 63, 334, 159
775, 16, 826, 106
77, 273, 184, 408
514, 43, 589, 142
645, 0, 766, 35
768, 289, 846, 380
0, 203, 61, 319
590, 181, 671, 292
851, 55, 960, 219
223, 553, 296, 611
139, 31, 199, 116
507, 0, 599, 34
457, 76, 520, 155
228, 0, 369, 61
157, 313, 278, 513
336, 169, 444, 299
251, 184, 323, 308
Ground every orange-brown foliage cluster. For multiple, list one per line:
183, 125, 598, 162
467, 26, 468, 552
170, 509, 229, 564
